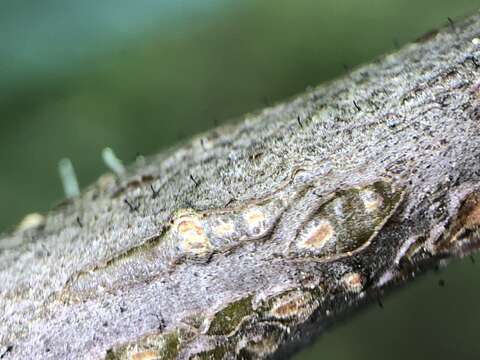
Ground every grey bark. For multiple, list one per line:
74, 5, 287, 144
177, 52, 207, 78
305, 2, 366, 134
3, 11, 480, 360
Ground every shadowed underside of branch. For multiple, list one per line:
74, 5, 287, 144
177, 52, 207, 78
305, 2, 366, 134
3, 11, 480, 360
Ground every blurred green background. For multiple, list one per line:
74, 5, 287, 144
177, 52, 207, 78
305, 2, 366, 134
1, 1, 480, 359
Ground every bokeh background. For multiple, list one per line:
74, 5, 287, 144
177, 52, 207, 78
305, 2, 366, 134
1, 1, 480, 359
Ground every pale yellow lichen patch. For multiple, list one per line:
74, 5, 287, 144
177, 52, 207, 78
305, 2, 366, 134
16, 213, 45, 232
359, 189, 383, 212
341, 272, 364, 293
298, 220, 334, 250
131, 350, 159, 360
177, 218, 203, 236
244, 208, 265, 226
269, 290, 315, 320
213, 220, 236, 237
243, 207, 266, 235
172, 211, 212, 257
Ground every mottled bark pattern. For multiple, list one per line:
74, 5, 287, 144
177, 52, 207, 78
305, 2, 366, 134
3, 12, 480, 360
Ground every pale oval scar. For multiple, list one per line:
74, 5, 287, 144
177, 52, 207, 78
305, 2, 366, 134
244, 208, 265, 226
298, 220, 334, 250
212, 220, 236, 237
268, 290, 315, 320
173, 214, 212, 256
243, 207, 267, 235
291, 180, 403, 259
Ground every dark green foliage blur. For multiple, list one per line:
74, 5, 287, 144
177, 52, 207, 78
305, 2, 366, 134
1, 1, 479, 359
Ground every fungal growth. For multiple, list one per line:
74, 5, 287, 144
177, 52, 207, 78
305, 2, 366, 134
294, 180, 402, 259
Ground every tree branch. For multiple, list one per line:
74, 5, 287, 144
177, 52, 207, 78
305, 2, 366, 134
2, 11, 480, 360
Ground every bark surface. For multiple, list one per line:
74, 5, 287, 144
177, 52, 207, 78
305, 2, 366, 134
2, 11, 480, 360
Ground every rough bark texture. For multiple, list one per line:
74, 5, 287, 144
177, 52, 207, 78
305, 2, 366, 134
3, 11, 480, 360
